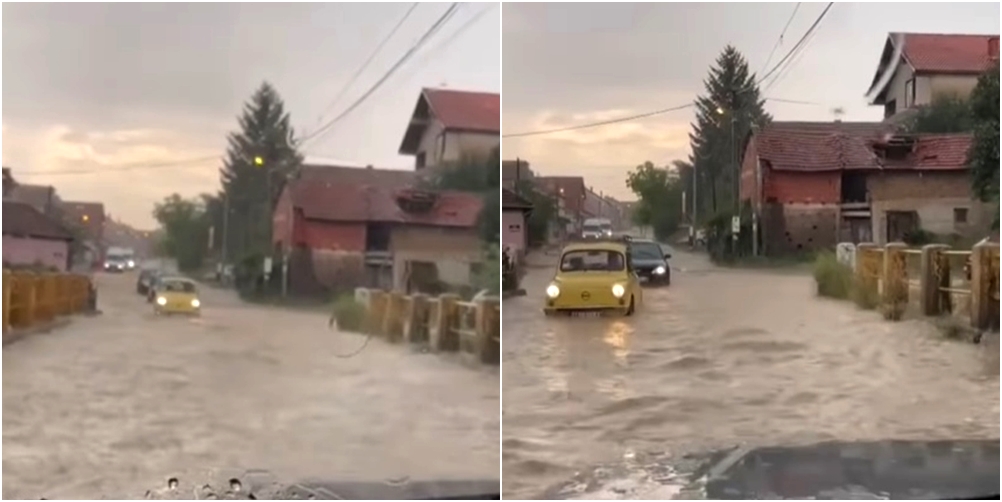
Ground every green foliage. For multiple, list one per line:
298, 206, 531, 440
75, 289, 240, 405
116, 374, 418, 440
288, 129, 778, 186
217, 82, 303, 259
967, 62, 1000, 206
625, 161, 684, 241
513, 180, 556, 248
813, 251, 853, 299
904, 93, 974, 133
152, 194, 210, 271
472, 244, 501, 295
689, 46, 771, 218
331, 294, 366, 332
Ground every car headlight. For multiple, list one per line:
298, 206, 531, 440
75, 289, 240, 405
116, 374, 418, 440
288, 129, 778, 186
191, 299, 200, 308
545, 284, 561, 298
156, 296, 167, 306
127, 260, 135, 268
654, 266, 666, 275
611, 284, 626, 298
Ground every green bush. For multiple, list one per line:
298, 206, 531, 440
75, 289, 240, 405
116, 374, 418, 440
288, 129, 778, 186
331, 294, 366, 332
849, 276, 880, 310
813, 251, 853, 299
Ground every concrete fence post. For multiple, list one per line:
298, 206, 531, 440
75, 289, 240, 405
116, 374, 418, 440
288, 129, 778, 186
430, 294, 460, 352
919, 244, 950, 316
382, 291, 405, 342
473, 297, 500, 365
969, 242, 999, 331
882, 243, 908, 320
365, 290, 387, 336
855, 243, 879, 298
403, 293, 429, 344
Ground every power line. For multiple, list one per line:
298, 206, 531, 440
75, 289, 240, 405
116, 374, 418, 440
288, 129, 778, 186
504, 3, 835, 140
298, 2, 461, 148
763, 5, 830, 93
756, 2, 833, 89
312, 2, 420, 130
14, 155, 221, 177
756, 2, 801, 79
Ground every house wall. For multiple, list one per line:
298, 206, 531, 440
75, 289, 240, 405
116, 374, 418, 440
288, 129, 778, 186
929, 74, 980, 101
756, 164, 841, 255
885, 61, 980, 112
390, 226, 482, 291
272, 187, 295, 249
502, 210, 527, 255
2, 236, 69, 271
414, 120, 499, 168
867, 170, 992, 243
300, 220, 366, 251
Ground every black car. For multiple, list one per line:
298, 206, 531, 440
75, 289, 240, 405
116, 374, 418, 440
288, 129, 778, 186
136, 269, 157, 295
629, 239, 672, 286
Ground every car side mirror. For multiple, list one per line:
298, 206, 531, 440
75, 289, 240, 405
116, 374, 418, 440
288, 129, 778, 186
665, 254, 672, 260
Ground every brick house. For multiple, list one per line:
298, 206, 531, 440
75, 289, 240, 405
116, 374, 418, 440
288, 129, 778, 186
867, 32, 1000, 121
272, 164, 484, 296
741, 122, 992, 254
398, 88, 500, 170
3, 201, 74, 271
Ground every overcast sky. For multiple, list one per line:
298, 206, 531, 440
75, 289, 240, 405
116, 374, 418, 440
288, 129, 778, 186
2, 2, 500, 228
502, 2, 1000, 201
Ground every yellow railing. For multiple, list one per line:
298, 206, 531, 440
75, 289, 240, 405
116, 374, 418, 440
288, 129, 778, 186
3, 270, 92, 333
355, 289, 500, 365
851, 241, 999, 330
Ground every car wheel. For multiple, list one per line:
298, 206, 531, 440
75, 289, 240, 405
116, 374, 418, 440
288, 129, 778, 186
625, 296, 635, 316
664, 272, 671, 286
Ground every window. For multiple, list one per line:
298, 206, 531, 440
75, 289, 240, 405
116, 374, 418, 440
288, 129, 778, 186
415, 151, 427, 170
559, 250, 625, 272
954, 207, 969, 224
904, 78, 916, 108
884, 99, 897, 119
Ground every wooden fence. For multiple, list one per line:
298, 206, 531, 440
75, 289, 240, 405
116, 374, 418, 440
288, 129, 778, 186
3, 270, 92, 333
355, 288, 500, 365
851, 241, 999, 330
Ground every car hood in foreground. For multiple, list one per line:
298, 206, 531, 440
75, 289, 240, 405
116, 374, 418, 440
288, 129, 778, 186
544, 439, 999, 500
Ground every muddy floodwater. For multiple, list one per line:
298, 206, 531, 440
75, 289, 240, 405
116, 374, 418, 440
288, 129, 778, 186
502, 251, 999, 499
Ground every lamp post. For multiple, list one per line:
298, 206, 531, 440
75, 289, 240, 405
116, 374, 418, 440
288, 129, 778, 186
716, 106, 739, 257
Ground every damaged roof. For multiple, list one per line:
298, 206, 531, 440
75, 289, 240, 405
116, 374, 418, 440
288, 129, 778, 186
286, 164, 482, 228
399, 88, 500, 155
748, 122, 973, 172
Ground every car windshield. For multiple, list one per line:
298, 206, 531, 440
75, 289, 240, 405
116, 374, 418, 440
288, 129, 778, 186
630, 242, 663, 260
560, 249, 625, 272
162, 280, 196, 293
107, 254, 129, 261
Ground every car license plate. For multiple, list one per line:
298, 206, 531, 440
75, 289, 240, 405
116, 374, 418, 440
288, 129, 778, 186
573, 311, 602, 318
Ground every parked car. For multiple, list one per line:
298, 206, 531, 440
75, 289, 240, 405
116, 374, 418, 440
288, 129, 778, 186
136, 269, 159, 295
543, 236, 643, 317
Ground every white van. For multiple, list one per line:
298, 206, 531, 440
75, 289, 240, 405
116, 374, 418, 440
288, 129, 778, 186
581, 218, 613, 239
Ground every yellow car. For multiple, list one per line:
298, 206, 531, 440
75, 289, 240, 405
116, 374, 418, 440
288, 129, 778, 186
543, 238, 643, 316
153, 276, 202, 316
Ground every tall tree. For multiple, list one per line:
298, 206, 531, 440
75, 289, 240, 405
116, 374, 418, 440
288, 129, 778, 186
153, 194, 210, 271
688, 45, 770, 220
626, 161, 685, 241
219, 82, 303, 259
967, 62, 1000, 224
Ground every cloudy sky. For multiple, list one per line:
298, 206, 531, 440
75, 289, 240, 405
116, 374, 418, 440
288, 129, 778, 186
502, 2, 999, 201
2, 2, 500, 228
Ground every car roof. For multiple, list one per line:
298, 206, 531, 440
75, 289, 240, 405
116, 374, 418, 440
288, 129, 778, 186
160, 276, 194, 284
562, 241, 628, 253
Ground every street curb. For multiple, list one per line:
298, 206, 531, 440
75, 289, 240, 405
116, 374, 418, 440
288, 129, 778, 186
2, 317, 74, 347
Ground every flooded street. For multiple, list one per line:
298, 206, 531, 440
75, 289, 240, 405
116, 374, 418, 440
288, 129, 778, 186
502, 251, 999, 499
3, 273, 499, 499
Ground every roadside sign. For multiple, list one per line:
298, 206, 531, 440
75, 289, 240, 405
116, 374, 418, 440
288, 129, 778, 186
731, 216, 741, 234
263, 257, 273, 274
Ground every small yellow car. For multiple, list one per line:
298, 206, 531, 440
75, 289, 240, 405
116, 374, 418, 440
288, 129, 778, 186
543, 238, 643, 316
153, 276, 201, 316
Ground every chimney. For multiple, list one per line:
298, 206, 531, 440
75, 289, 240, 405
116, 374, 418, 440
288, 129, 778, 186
990, 36, 1000, 60
366, 164, 373, 169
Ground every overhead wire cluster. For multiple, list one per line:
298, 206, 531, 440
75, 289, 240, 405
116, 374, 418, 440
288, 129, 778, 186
503, 2, 836, 139
26, 2, 488, 178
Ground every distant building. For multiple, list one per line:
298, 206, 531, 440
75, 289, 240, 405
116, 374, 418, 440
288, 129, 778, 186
502, 159, 535, 190
3, 201, 74, 271
398, 88, 500, 170
502, 188, 532, 259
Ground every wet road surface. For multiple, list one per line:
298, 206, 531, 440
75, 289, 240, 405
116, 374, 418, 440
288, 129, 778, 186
3, 272, 499, 499
502, 251, 999, 499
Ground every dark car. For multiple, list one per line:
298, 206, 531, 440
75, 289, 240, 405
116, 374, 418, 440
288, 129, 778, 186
629, 239, 671, 286
136, 269, 158, 295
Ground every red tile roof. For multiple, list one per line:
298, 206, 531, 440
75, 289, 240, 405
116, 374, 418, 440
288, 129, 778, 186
423, 88, 500, 132
287, 165, 482, 228
3, 201, 73, 241
751, 122, 892, 172
896, 32, 999, 73
750, 122, 971, 172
